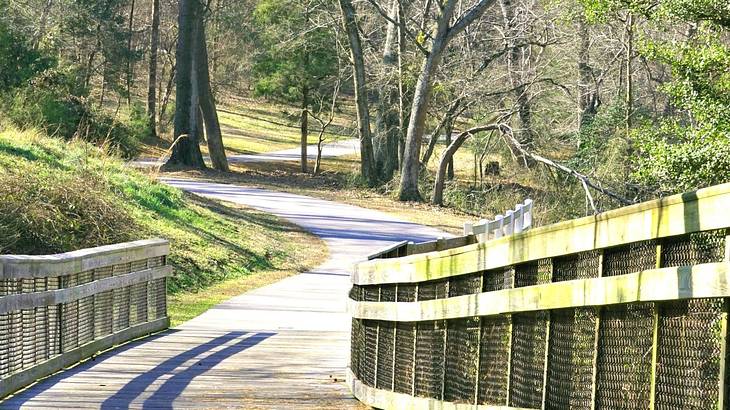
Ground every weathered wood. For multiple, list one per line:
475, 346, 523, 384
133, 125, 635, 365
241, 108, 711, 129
0, 317, 169, 399
0, 266, 171, 314
0, 239, 169, 279
354, 182, 730, 285
349, 262, 730, 321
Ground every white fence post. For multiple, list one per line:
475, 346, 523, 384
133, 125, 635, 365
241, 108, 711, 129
463, 222, 473, 236
524, 199, 533, 230
494, 215, 504, 238
514, 204, 524, 233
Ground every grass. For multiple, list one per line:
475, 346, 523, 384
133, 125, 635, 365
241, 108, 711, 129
0, 125, 328, 326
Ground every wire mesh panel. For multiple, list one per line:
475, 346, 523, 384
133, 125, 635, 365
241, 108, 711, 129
396, 284, 416, 302
60, 274, 79, 353
363, 286, 380, 302
595, 302, 654, 409
350, 318, 363, 377
130, 282, 148, 326
21, 279, 36, 369
603, 240, 658, 276
477, 315, 511, 405
360, 319, 378, 387
449, 274, 482, 297
443, 317, 480, 403
46, 277, 60, 359
349, 285, 363, 302
418, 279, 448, 301
94, 266, 113, 337
0, 280, 10, 378
380, 285, 396, 302
414, 320, 446, 399
662, 229, 727, 267
376, 321, 395, 391
509, 311, 548, 408
514, 259, 551, 288
393, 322, 415, 394
77, 270, 95, 345
552, 251, 600, 282
483, 267, 514, 292
654, 298, 723, 410
545, 308, 597, 410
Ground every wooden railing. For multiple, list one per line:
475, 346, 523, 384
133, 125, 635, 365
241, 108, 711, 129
348, 183, 730, 410
464, 198, 534, 241
0, 239, 172, 399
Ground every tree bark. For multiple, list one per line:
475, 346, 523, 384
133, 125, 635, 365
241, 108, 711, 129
577, 14, 599, 130
338, 0, 376, 185
126, 0, 136, 107
432, 124, 505, 205
421, 98, 462, 166
194, 10, 229, 171
166, 0, 205, 168
301, 85, 309, 173
499, 0, 534, 159
147, 0, 160, 138
374, 0, 401, 182
398, 0, 498, 200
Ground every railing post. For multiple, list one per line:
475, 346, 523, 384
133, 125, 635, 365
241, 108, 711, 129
590, 251, 604, 410
505, 210, 514, 236
719, 235, 730, 409
514, 204, 524, 234
524, 199, 533, 229
494, 215, 504, 239
463, 222, 473, 236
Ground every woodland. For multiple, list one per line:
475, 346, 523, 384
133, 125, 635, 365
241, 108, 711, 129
1, 0, 729, 217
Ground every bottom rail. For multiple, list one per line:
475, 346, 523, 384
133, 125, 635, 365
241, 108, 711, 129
0, 317, 169, 399
347, 368, 535, 410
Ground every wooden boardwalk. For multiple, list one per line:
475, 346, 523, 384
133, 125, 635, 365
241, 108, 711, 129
3, 180, 447, 409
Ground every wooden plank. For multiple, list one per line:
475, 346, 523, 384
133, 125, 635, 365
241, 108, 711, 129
353, 182, 730, 286
349, 262, 730, 321
0, 317, 169, 399
0, 266, 172, 314
0, 239, 169, 280
368, 241, 411, 260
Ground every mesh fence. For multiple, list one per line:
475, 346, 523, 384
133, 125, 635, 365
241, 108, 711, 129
654, 298, 723, 410
477, 315, 510, 405
662, 229, 727, 267
448, 274, 482, 297
393, 322, 415, 394
396, 284, 417, 302
545, 308, 597, 410
360, 319, 378, 387
350, 318, 362, 377
553, 251, 600, 282
483, 267, 514, 291
376, 321, 395, 390
514, 259, 551, 288
443, 318, 480, 403
603, 240, 658, 276
509, 311, 548, 408
595, 302, 654, 409
418, 279, 448, 301
414, 320, 446, 399
380, 285, 396, 302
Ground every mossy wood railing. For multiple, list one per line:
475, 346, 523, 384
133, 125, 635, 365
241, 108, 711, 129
348, 183, 730, 410
0, 239, 172, 399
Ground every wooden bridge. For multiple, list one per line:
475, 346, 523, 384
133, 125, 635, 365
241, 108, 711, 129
2, 182, 730, 409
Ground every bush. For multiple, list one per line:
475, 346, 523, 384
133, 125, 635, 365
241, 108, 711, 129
4, 69, 143, 158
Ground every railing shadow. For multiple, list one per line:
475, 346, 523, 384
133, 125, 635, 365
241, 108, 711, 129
99, 331, 274, 409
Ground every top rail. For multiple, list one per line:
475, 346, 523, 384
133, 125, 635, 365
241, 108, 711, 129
464, 198, 533, 241
0, 238, 170, 279
354, 182, 730, 285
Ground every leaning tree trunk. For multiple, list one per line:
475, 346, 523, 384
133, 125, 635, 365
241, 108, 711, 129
338, 0, 376, 185
166, 0, 205, 168
374, 0, 401, 182
194, 11, 229, 171
398, 0, 458, 201
147, 0, 160, 138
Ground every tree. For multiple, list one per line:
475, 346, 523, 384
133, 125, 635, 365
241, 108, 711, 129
397, 0, 499, 201
253, 0, 339, 173
147, 0, 161, 137
166, 0, 206, 168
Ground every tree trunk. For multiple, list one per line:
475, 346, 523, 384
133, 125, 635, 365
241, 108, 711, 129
147, 0, 160, 138
499, 0, 534, 161
338, 0, 376, 184
301, 85, 309, 173
126, 0, 136, 106
194, 10, 229, 171
421, 98, 462, 166
398, 0, 458, 201
374, 0, 400, 182
445, 119, 454, 180
577, 14, 599, 130
166, 0, 205, 168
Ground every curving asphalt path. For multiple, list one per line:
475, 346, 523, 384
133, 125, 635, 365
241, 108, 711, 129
4, 179, 449, 409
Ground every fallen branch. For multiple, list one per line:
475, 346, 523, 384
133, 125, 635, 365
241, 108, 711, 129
500, 126, 634, 210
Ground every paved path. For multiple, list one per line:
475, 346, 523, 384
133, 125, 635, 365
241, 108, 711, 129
132, 139, 360, 168
4, 180, 448, 409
